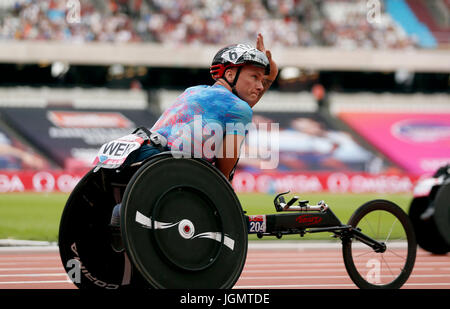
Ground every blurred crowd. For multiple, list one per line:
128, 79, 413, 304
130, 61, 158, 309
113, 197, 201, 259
0, 0, 139, 43
320, 1, 417, 49
0, 0, 418, 49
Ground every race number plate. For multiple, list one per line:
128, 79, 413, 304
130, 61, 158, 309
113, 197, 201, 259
248, 215, 266, 233
93, 133, 146, 169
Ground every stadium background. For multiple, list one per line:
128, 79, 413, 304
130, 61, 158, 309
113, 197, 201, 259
0, 0, 449, 242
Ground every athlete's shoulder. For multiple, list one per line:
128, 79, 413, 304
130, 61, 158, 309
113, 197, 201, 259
183, 85, 252, 115
185, 85, 208, 92
182, 85, 222, 101
209, 85, 251, 106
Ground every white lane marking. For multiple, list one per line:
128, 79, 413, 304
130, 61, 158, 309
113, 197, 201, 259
234, 282, 450, 289
0, 273, 67, 278
0, 280, 73, 285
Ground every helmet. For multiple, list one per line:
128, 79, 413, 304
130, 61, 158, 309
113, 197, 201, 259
210, 44, 270, 80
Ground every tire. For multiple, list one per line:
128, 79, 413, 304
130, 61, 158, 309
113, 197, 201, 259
342, 199, 416, 289
120, 155, 248, 289
58, 169, 149, 289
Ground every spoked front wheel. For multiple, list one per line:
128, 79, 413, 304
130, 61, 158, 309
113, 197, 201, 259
342, 200, 416, 289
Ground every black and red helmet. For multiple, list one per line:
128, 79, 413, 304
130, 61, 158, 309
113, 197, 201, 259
210, 44, 270, 80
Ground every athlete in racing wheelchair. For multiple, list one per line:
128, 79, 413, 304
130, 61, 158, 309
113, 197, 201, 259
59, 34, 279, 289
59, 34, 417, 289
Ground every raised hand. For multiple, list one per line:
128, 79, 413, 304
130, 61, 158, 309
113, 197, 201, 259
256, 33, 278, 82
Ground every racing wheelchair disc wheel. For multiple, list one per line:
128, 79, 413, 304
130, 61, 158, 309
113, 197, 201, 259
120, 154, 248, 289
409, 197, 450, 254
58, 169, 149, 289
342, 200, 416, 289
433, 183, 450, 247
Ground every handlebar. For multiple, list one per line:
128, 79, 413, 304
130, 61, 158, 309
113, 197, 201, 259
274, 191, 328, 212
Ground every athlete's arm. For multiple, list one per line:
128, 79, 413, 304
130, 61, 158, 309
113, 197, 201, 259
215, 134, 245, 180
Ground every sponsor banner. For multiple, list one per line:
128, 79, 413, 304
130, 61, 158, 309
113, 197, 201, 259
232, 171, 420, 194
0, 170, 419, 194
1, 108, 159, 170
338, 112, 450, 175
47, 110, 135, 128
0, 170, 88, 193
237, 112, 392, 173
0, 127, 50, 170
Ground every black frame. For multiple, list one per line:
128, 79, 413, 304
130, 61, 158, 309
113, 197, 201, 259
245, 191, 387, 253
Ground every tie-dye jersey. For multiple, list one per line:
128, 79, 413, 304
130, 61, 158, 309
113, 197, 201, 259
151, 85, 252, 162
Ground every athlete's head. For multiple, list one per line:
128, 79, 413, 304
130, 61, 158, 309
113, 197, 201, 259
210, 44, 270, 107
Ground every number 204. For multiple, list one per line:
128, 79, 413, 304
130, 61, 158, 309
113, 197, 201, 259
249, 221, 265, 233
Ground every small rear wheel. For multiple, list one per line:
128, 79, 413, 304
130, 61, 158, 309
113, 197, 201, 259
342, 200, 416, 289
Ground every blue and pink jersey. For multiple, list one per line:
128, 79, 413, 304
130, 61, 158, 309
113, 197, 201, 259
151, 85, 252, 162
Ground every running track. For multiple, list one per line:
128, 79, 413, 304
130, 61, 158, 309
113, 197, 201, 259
0, 242, 449, 289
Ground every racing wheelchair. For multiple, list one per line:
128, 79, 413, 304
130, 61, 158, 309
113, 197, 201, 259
409, 164, 450, 254
59, 129, 417, 289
